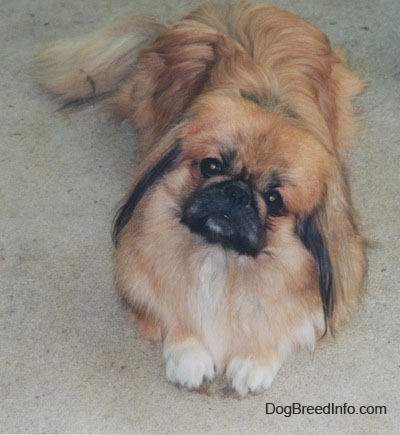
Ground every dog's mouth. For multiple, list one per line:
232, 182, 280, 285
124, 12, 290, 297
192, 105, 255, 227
181, 180, 264, 257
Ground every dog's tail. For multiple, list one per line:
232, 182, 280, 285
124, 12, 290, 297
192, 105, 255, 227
32, 17, 167, 108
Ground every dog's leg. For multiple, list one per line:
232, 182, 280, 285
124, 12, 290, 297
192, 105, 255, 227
131, 311, 162, 343
163, 331, 216, 389
226, 353, 283, 396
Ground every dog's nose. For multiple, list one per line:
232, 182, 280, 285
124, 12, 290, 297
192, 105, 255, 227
223, 181, 252, 206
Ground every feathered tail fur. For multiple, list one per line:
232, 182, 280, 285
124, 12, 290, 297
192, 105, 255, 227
33, 17, 167, 108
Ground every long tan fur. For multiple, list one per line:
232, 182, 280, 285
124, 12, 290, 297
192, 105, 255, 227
33, 1, 365, 395
33, 17, 167, 103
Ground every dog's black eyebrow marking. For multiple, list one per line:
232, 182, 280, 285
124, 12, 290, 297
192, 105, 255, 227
240, 91, 262, 105
112, 143, 182, 244
282, 107, 300, 120
240, 91, 300, 120
220, 148, 238, 170
267, 172, 285, 189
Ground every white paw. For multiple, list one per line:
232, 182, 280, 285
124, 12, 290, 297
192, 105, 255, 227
164, 338, 216, 389
226, 357, 281, 396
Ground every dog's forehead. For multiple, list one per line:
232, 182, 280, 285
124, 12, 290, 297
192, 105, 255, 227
183, 93, 328, 179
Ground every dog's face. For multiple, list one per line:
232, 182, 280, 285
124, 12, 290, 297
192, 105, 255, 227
177, 93, 332, 257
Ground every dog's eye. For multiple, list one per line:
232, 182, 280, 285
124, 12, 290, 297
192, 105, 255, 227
200, 158, 223, 178
264, 189, 285, 216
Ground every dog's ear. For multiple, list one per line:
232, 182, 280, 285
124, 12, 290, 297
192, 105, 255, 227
112, 144, 182, 244
313, 48, 364, 147
296, 171, 365, 332
296, 208, 334, 331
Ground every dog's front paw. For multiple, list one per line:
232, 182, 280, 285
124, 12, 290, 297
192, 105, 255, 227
163, 338, 216, 389
226, 356, 281, 396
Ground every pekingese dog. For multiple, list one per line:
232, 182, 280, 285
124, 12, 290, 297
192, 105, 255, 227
34, 1, 366, 395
